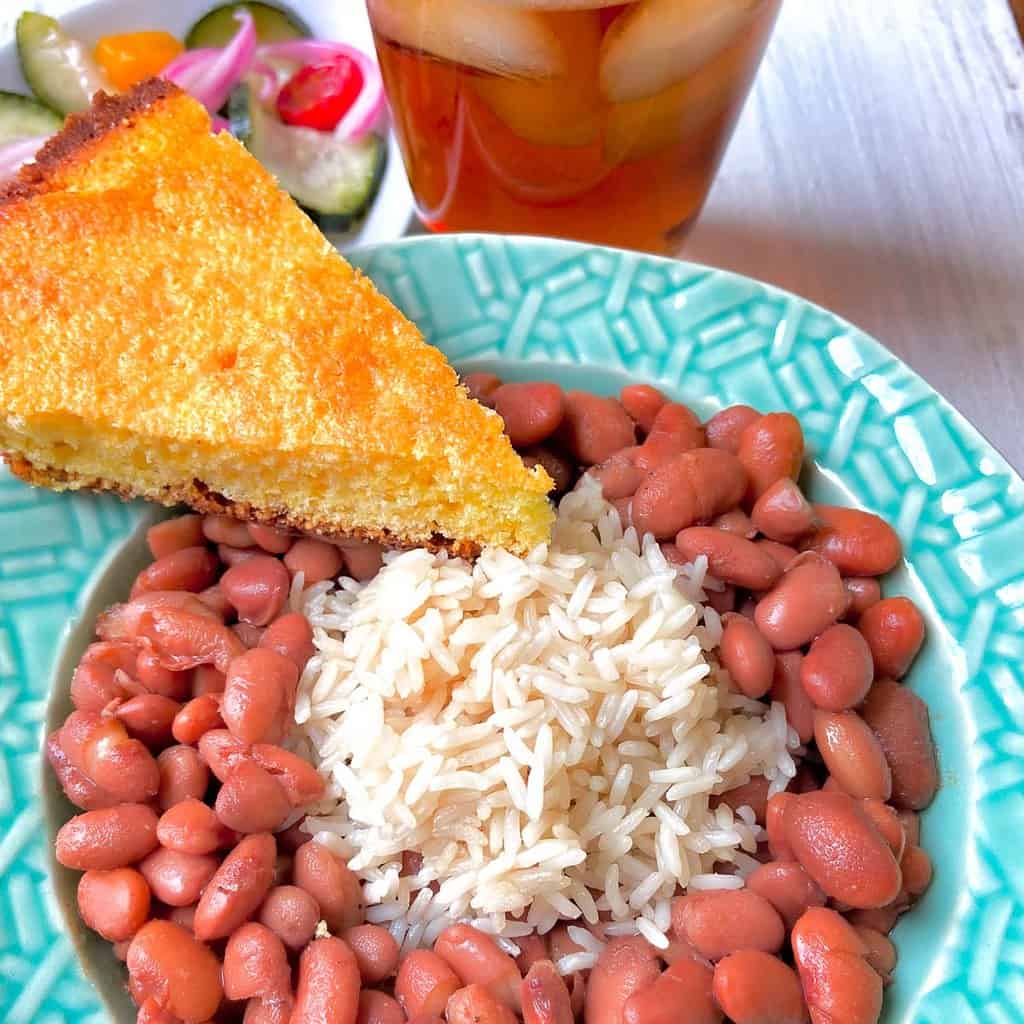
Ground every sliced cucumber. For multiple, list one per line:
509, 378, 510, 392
226, 83, 253, 145
186, 3, 310, 49
0, 91, 62, 146
16, 12, 109, 116
242, 86, 386, 231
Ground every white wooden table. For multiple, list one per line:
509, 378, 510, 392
684, 0, 1024, 469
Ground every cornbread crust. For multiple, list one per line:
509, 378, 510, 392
4, 454, 474, 556
0, 81, 554, 555
0, 79, 181, 208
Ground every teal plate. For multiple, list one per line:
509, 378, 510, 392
2, 235, 1022, 1023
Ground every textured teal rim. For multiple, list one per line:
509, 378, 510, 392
1, 234, 1021, 1022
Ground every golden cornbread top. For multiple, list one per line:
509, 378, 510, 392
0, 83, 549, 497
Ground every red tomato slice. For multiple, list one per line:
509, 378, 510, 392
276, 57, 365, 132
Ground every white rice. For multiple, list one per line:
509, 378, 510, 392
293, 477, 798, 946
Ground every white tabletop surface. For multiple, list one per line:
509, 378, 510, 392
683, 0, 1024, 470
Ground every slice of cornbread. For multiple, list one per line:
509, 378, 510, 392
0, 80, 552, 555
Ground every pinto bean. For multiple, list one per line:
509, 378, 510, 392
784, 791, 903, 908
197, 729, 250, 782
261, 885, 321, 951
801, 505, 902, 576
746, 861, 827, 931
791, 908, 882, 1024
215, 760, 292, 833
248, 522, 295, 555
137, 607, 246, 674
294, 840, 364, 932
712, 951, 806, 1024
135, 650, 192, 701
521, 960, 576, 1024
590, 448, 645, 500
251, 744, 326, 807
127, 920, 223, 1023
259, 612, 315, 670
157, 798, 225, 854
447, 985, 519, 1024
463, 372, 502, 407
854, 927, 897, 983
114, 694, 182, 750
131, 547, 220, 598
557, 392, 637, 466
70, 658, 135, 712
396, 949, 462, 1018
515, 935, 550, 976
751, 478, 817, 544
56, 803, 159, 870
672, 890, 784, 961
77, 867, 151, 942
202, 514, 254, 548
766, 793, 796, 861
843, 578, 881, 620
754, 554, 849, 651
619, 384, 666, 434
737, 413, 804, 501
62, 710, 160, 803
622, 956, 720, 1024
584, 938, 662, 1024
359, 991, 406, 1024
193, 833, 276, 941
860, 799, 905, 860
493, 382, 566, 448
713, 775, 770, 824
814, 710, 892, 801
522, 447, 575, 496
340, 542, 385, 582
343, 924, 400, 984
148, 515, 205, 559
292, 936, 361, 1024
97, 591, 222, 644
632, 449, 747, 540
635, 403, 705, 470
801, 624, 874, 711
676, 528, 781, 591
711, 508, 756, 538
756, 540, 799, 575
46, 729, 120, 810
172, 694, 225, 746
139, 847, 219, 907
860, 679, 939, 811
223, 922, 292, 1003
705, 406, 760, 454
285, 539, 346, 586
900, 845, 933, 900
221, 648, 297, 744
221, 555, 291, 627
769, 652, 814, 745
858, 597, 925, 679
718, 614, 776, 699
434, 924, 521, 1011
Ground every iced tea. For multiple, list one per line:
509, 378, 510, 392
367, 0, 782, 253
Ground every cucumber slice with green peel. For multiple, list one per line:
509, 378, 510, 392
226, 83, 253, 145
186, 3, 310, 49
242, 86, 386, 230
0, 91, 62, 146
16, 12, 110, 115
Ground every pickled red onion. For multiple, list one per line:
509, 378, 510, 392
162, 9, 256, 114
257, 40, 385, 141
0, 135, 49, 185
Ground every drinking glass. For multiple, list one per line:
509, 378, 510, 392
366, 0, 782, 254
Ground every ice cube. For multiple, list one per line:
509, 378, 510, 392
369, 0, 566, 78
470, 11, 606, 147
603, 33, 751, 161
599, 0, 758, 103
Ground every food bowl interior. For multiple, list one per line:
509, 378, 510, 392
36, 234, 1000, 1024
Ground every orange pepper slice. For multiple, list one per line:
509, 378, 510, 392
94, 31, 184, 91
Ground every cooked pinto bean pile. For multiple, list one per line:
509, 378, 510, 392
48, 379, 937, 1024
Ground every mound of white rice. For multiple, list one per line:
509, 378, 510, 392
293, 477, 799, 956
